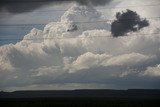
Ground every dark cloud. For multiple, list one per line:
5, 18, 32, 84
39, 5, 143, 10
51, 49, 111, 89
0, 0, 65, 14
0, 0, 112, 14
111, 9, 149, 37
76, 0, 111, 6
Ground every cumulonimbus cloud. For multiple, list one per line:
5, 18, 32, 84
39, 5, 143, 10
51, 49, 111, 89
0, 4, 160, 90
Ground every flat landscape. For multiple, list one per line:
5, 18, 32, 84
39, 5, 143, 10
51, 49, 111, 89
0, 89, 160, 107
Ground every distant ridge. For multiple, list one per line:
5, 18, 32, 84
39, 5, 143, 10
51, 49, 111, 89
1, 89, 160, 99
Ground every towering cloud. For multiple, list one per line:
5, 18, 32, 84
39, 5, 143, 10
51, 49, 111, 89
0, 4, 160, 91
111, 9, 149, 37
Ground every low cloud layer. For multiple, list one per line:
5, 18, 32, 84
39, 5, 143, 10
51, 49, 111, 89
111, 9, 149, 37
0, 4, 160, 91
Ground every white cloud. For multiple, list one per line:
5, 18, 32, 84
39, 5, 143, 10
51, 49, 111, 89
68, 52, 154, 73
143, 64, 160, 77
104, 53, 155, 66
0, 4, 160, 90
68, 52, 111, 72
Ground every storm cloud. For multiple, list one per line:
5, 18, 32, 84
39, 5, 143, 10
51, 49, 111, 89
0, 0, 112, 14
0, 4, 160, 91
0, 0, 65, 14
111, 9, 149, 37
76, 0, 111, 6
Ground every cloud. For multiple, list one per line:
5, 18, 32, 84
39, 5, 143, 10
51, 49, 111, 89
68, 52, 111, 72
68, 52, 154, 73
143, 64, 160, 77
0, 0, 112, 14
76, 0, 112, 6
0, 0, 57, 14
0, 4, 160, 90
104, 53, 155, 66
111, 9, 149, 37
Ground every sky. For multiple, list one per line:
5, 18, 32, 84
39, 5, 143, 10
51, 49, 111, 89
0, 0, 160, 91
